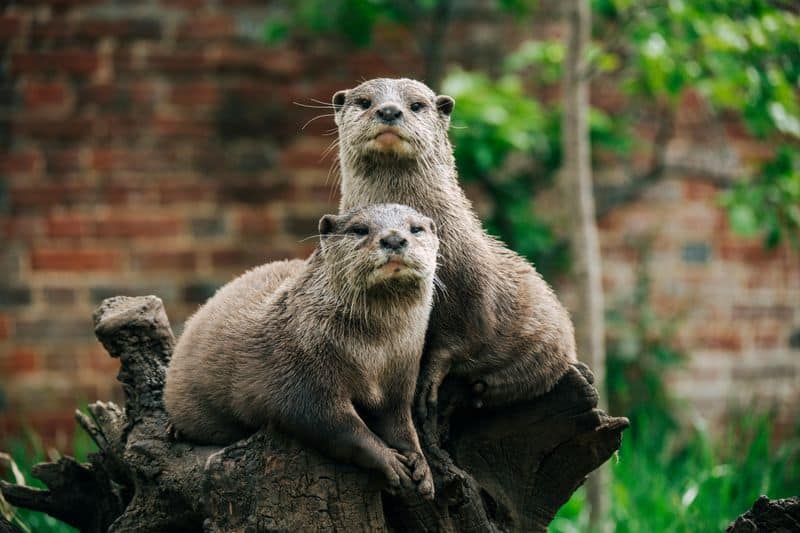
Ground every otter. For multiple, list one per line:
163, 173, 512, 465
332, 78, 577, 421
164, 203, 439, 499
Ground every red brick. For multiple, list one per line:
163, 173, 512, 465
137, 251, 197, 271
209, 46, 304, 77
718, 241, 780, 262
31, 249, 122, 272
29, 20, 74, 39
683, 180, 718, 201
10, 184, 93, 209
95, 214, 183, 238
694, 330, 742, 351
169, 83, 218, 107
77, 18, 161, 40
23, 81, 69, 109
0, 151, 42, 174
46, 213, 93, 238
11, 51, 99, 75
159, 182, 217, 203
732, 305, 793, 321
152, 117, 212, 138
2, 348, 40, 374
280, 139, 333, 170
147, 51, 209, 72
162, 0, 208, 7
0, 216, 40, 239
47, 149, 85, 173
13, 117, 94, 140
0, 15, 23, 38
210, 248, 247, 268
91, 148, 124, 172
238, 212, 278, 236
178, 15, 235, 41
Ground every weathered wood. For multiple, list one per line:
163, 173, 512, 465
726, 495, 800, 532
1, 296, 628, 532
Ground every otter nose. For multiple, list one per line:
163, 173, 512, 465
376, 104, 403, 124
380, 234, 408, 252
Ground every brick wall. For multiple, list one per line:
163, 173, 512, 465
1, 1, 797, 450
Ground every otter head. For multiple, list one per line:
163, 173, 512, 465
318, 203, 439, 297
332, 78, 455, 167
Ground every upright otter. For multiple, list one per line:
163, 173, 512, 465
333, 78, 577, 419
164, 203, 439, 498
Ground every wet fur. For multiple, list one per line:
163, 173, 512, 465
333, 78, 577, 412
165, 203, 439, 497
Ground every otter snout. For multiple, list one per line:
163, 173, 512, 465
376, 103, 403, 124
380, 232, 408, 252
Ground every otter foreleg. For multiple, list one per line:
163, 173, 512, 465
471, 351, 572, 408
372, 408, 434, 499
279, 403, 416, 496
415, 348, 453, 428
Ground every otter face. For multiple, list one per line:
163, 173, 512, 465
332, 78, 455, 163
318, 203, 439, 292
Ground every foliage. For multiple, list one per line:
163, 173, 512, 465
262, 0, 538, 47
1, 413, 97, 533
590, 0, 800, 246
720, 145, 800, 248
552, 256, 800, 531
441, 69, 566, 275
551, 410, 800, 533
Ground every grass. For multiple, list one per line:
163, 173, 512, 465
1, 411, 98, 533
551, 410, 800, 532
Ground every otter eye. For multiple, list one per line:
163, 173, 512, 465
356, 98, 372, 110
410, 102, 425, 112
348, 225, 369, 236
410, 225, 424, 234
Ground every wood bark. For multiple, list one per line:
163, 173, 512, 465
1, 296, 627, 532
726, 496, 800, 532
561, 0, 610, 528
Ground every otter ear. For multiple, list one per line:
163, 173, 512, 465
332, 90, 348, 112
319, 214, 338, 237
435, 95, 455, 116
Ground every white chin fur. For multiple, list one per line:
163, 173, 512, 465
363, 138, 415, 157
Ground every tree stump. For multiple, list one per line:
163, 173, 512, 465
726, 496, 800, 532
1, 296, 628, 532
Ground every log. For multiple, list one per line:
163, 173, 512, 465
1, 296, 628, 532
726, 495, 800, 532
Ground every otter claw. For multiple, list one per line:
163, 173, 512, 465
402, 451, 435, 499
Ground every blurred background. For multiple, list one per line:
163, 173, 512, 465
1, 0, 798, 530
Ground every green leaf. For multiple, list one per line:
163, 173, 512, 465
728, 204, 759, 236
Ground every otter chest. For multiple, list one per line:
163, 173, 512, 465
348, 335, 419, 407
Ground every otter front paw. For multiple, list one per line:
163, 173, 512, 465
380, 448, 415, 496
402, 451, 434, 500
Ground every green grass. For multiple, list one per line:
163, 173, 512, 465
1, 411, 98, 533
551, 410, 800, 532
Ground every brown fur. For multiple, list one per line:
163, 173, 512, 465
164, 203, 439, 498
333, 78, 577, 417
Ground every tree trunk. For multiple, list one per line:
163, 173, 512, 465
561, 0, 610, 529
1, 296, 627, 532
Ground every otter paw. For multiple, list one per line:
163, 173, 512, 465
403, 451, 435, 500
381, 449, 414, 495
